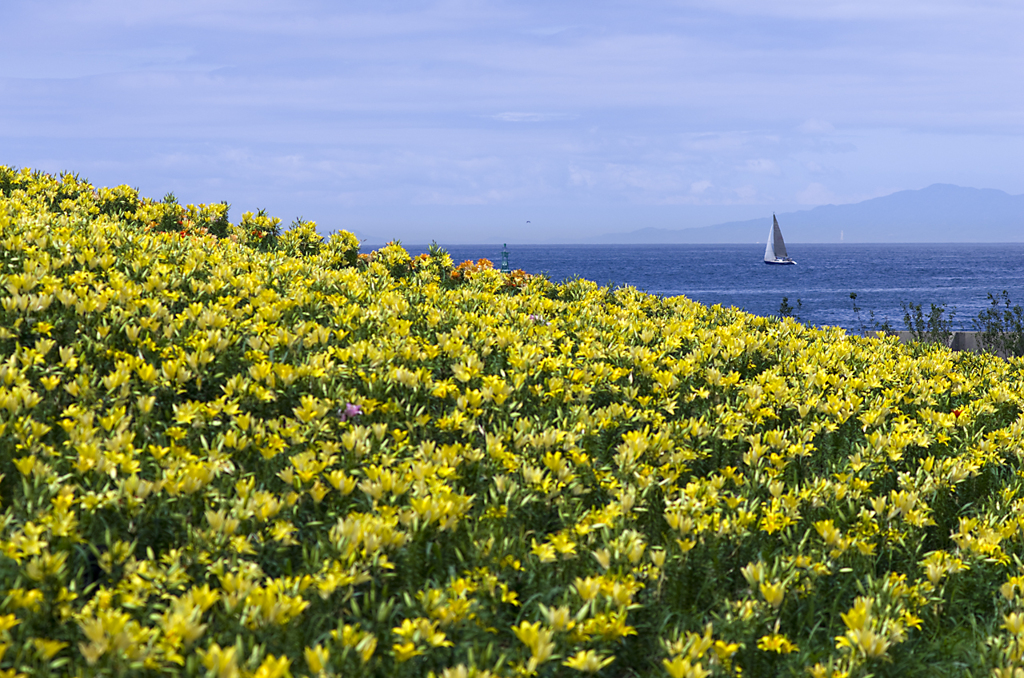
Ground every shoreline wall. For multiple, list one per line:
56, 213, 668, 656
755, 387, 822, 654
890, 331, 1010, 356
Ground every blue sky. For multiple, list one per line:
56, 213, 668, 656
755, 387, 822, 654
3, 0, 1023, 243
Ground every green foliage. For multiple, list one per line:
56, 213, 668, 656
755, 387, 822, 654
131, 195, 231, 239
974, 290, 1024, 358
319, 230, 362, 270
368, 240, 414, 278
96, 185, 141, 218
778, 296, 801, 322
236, 208, 283, 251
279, 218, 324, 257
902, 301, 956, 346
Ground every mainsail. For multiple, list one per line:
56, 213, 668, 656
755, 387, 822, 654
771, 215, 788, 259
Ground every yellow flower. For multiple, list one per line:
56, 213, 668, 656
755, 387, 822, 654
662, 655, 711, 678
530, 539, 557, 563
0, 615, 19, 633
13, 456, 36, 476
759, 581, 786, 608
304, 644, 330, 673
541, 604, 575, 632
358, 635, 378, 663
499, 583, 520, 606
511, 620, 542, 649
713, 639, 740, 661
1004, 612, 1024, 636
549, 532, 577, 558
562, 650, 615, 673
189, 583, 221, 612
393, 641, 423, 662
270, 520, 298, 545
574, 576, 602, 602
252, 654, 291, 678
757, 633, 797, 654
198, 643, 239, 678
512, 620, 555, 665
31, 638, 68, 661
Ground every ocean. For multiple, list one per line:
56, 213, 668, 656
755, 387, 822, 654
404, 243, 1024, 332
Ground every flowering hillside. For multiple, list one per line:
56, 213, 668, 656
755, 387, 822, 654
2, 167, 1024, 678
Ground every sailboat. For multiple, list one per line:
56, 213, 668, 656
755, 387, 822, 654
764, 214, 796, 265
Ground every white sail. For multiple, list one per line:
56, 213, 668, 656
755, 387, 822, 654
771, 216, 789, 258
764, 224, 775, 262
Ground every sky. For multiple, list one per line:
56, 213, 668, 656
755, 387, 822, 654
3, 0, 1024, 243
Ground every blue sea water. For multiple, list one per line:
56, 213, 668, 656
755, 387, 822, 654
404, 243, 1024, 332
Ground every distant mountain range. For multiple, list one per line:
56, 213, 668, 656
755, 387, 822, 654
594, 184, 1024, 243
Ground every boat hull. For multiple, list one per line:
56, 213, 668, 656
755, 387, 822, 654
764, 259, 797, 265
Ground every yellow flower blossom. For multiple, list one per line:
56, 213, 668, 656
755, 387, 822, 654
31, 638, 68, 660
757, 633, 798, 654
563, 649, 615, 673
304, 644, 330, 673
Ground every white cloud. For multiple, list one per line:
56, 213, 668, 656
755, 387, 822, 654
690, 180, 712, 194
568, 166, 596, 188
744, 159, 780, 175
683, 0, 1017, 21
734, 185, 759, 203
492, 112, 576, 122
420, 189, 512, 206
526, 25, 580, 37
797, 182, 836, 204
799, 119, 835, 134
602, 164, 685, 193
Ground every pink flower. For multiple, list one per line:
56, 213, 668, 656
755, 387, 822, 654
338, 402, 362, 422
